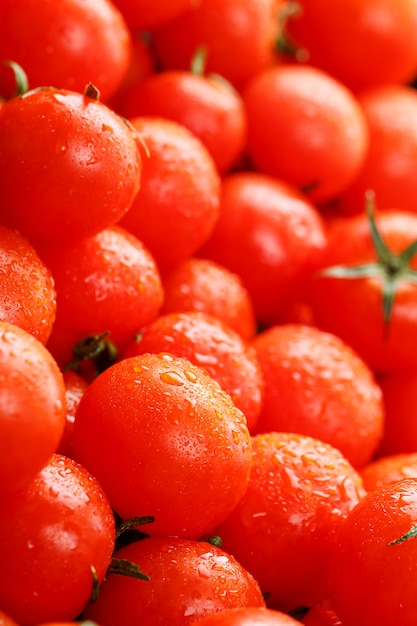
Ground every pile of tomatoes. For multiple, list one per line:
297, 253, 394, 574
3, 0, 417, 625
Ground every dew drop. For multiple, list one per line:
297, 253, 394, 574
160, 371, 184, 386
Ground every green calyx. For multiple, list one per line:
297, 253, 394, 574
320, 191, 417, 333
388, 523, 417, 546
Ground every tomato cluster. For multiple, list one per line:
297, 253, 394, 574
2, 1, 417, 625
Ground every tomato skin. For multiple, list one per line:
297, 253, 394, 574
286, 0, 417, 92
377, 371, 417, 456
160, 257, 257, 341
0, 454, 116, 626
214, 432, 366, 613
0, 223, 56, 345
121, 69, 248, 174
309, 210, 417, 373
361, 452, 417, 491
251, 324, 384, 468
153, 0, 282, 90
0, 0, 132, 102
329, 478, 417, 626
121, 311, 265, 432
112, 0, 193, 31
72, 352, 252, 538
242, 64, 369, 204
0, 88, 141, 246
0, 321, 66, 497
83, 537, 266, 625
191, 607, 301, 624
40, 225, 163, 368
199, 172, 327, 326
120, 116, 220, 271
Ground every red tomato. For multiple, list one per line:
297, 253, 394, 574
121, 68, 248, 174
214, 432, 366, 613
191, 607, 302, 624
251, 324, 384, 468
0, 223, 56, 345
119, 116, 220, 271
338, 85, 417, 216
0, 454, 115, 625
112, 0, 193, 31
0, 0, 132, 102
0, 321, 66, 497
40, 225, 163, 369
329, 478, 417, 625
121, 311, 264, 432
0, 610, 19, 626
0, 87, 141, 246
72, 352, 252, 538
285, 0, 417, 92
300, 605, 342, 625
361, 452, 417, 491
242, 64, 369, 204
309, 208, 417, 373
57, 370, 90, 459
199, 171, 327, 326
377, 370, 417, 456
160, 257, 257, 341
153, 0, 283, 90
83, 537, 266, 625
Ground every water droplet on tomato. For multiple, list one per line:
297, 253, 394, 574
160, 371, 184, 386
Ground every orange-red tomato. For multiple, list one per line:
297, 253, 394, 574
361, 452, 417, 491
242, 64, 369, 204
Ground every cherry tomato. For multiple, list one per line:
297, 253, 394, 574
83, 537, 266, 625
0, 0, 132, 102
121, 67, 248, 174
0, 454, 116, 625
285, 0, 417, 92
361, 452, 417, 491
0, 223, 56, 345
121, 311, 265, 433
377, 370, 417, 455
309, 207, 417, 373
0, 321, 66, 497
57, 370, 90, 459
338, 85, 417, 216
329, 478, 417, 626
153, 0, 282, 90
0, 86, 141, 246
214, 432, 366, 613
119, 116, 220, 271
251, 324, 384, 468
242, 64, 369, 204
199, 171, 327, 326
160, 257, 257, 341
40, 225, 163, 369
72, 352, 252, 538
300, 605, 342, 625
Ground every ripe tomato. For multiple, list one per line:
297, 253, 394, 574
160, 257, 257, 341
199, 171, 327, 326
214, 432, 366, 613
119, 116, 220, 271
309, 207, 417, 373
329, 478, 417, 626
121, 311, 264, 432
251, 324, 384, 468
377, 370, 417, 456
40, 225, 163, 369
0, 321, 66, 497
285, 0, 417, 92
338, 85, 417, 216
112, 0, 193, 31
0, 87, 141, 246
191, 607, 302, 624
152, 0, 282, 90
72, 352, 252, 538
0, 454, 115, 625
300, 605, 342, 625
121, 67, 248, 174
242, 64, 369, 204
83, 537, 265, 625
0, 611, 19, 626
0, 0, 132, 102
0, 223, 56, 345
360, 452, 417, 491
